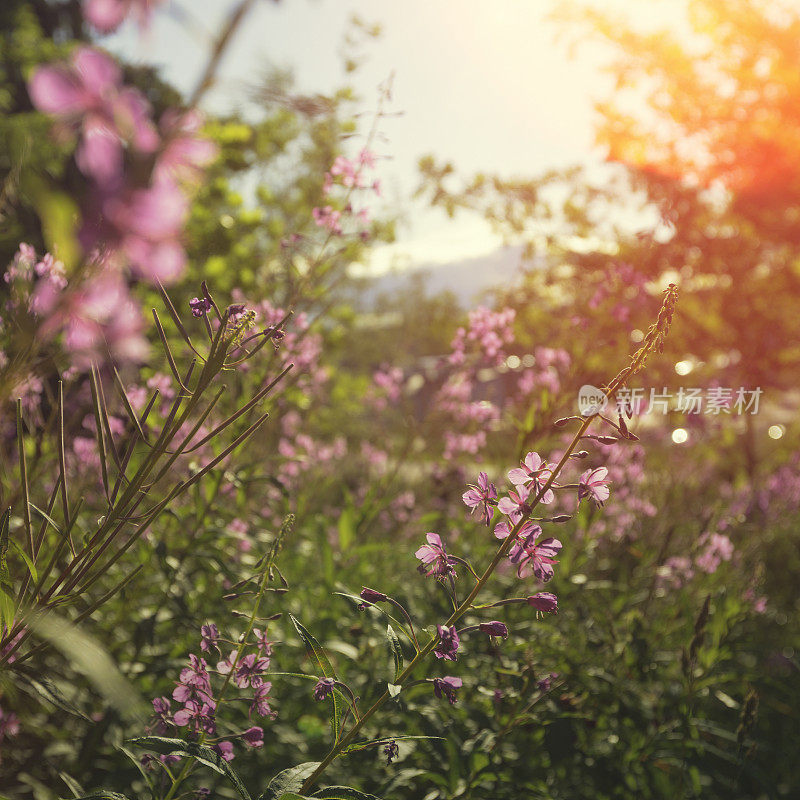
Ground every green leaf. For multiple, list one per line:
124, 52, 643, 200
0, 587, 16, 630
66, 793, 132, 800
289, 615, 345, 742
9, 538, 38, 583
14, 666, 91, 721
337, 503, 356, 551
59, 772, 84, 798
386, 624, 403, 682
258, 762, 321, 800
129, 737, 252, 800
28, 614, 147, 723
0, 507, 10, 588
311, 788, 383, 800
387, 683, 402, 698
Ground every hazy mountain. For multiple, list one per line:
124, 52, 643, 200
362, 245, 544, 307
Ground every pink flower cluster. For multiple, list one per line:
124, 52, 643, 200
515, 346, 572, 398
148, 623, 275, 763
695, 532, 734, 574
29, 46, 216, 283
370, 365, 404, 410
244, 298, 327, 392
449, 306, 516, 367
313, 149, 380, 238
1, 244, 148, 397
588, 443, 655, 541
432, 452, 612, 587
3, 244, 67, 318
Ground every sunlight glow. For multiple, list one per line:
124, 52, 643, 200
672, 428, 689, 444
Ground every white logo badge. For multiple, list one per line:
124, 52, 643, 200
577, 384, 608, 416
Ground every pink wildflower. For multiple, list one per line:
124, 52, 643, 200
508, 451, 554, 504
415, 533, 455, 579
578, 467, 611, 507
462, 471, 498, 525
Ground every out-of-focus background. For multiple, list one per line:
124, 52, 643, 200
1, 1, 798, 798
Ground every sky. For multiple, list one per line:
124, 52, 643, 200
109, 0, 689, 273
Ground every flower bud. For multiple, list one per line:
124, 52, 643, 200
360, 587, 388, 603
479, 621, 509, 638
527, 592, 558, 612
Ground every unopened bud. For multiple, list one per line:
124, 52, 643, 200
360, 587, 388, 603
479, 621, 509, 638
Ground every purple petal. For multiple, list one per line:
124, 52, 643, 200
507, 467, 530, 485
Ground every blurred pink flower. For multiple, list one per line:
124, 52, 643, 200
83, 0, 165, 33
29, 47, 158, 186
156, 110, 218, 184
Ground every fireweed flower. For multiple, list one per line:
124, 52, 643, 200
528, 592, 559, 612
28, 47, 159, 186
173, 699, 217, 735
493, 518, 538, 543
508, 526, 562, 582
200, 623, 219, 653
190, 296, 212, 317
479, 621, 509, 639
173, 654, 213, 705
218, 653, 269, 689
250, 682, 276, 718
415, 533, 456, 579
497, 485, 533, 523
212, 740, 234, 762
241, 726, 265, 748
150, 696, 172, 734
432, 676, 463, 704
252, 628, 273, 659
156, 109, 218, 184
508, 451, 555, 504
462, 471, 498, 525
578, 466, 611, 507
434, 625, 460, 661
313, 677, 336, 701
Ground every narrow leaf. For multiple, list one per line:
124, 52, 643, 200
386, 625, 403, 682
289, 614, 345, 743
152, 308, 189, 392
88, 370, 110, 497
